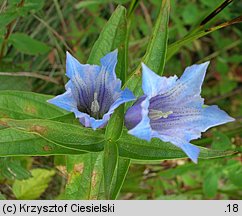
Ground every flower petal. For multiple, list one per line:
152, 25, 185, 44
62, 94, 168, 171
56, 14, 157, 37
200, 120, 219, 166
157, 62, 209, 106
66, 51, 100, 79
141, 63, 177, 98
100, 49, 118, 79
106, 88, 136, 116
152, 131, 200, 163
47, 88, 77, 112
127, 96, 152, 141
125, 96, 146, 130
150, 104, 234, 144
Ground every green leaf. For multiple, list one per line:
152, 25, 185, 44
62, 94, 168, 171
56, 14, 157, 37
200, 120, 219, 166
87, 5, 127, 81
105, 105, 124, 141
20, 0, 45, 13
0, 158, 31, 180
0, 9, 18, 27
0, 118, 105, 153
143, 0, 170, 75
9, 33, 50, 55
212, 131, 232, 151
65, 153, 105, 199
0, 128, 86, 157
111, 157, 130, 199
0, 91, 67, 120
103, 141, 118, 199
0, 0, 44, 28
203, 169, 218, 198
12, 168, 55, 200
124, 0, 170, 97
227, 160, 242, 188
118, 132, 237, 161
0, 119, 236, 161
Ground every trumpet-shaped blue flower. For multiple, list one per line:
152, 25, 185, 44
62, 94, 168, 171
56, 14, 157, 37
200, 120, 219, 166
48, 50, 135, 129
125, 62, 234, 163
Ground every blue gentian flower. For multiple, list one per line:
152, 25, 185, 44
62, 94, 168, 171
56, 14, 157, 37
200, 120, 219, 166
48, 50, 135, 129
125, 62, 235, 163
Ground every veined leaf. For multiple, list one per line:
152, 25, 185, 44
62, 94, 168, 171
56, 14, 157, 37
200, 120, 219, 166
118, 132, 237, 161
0, 118, 105, 153
0, 91, 67, 120
12, 168, 55, 200
0, 120, 236, 161
9, 33, 50, 55
65, 153, 105, 200
87, 5, 127, 81
143, 0, 170, 75
0, 128, 85, 157
124, 0, 170, 97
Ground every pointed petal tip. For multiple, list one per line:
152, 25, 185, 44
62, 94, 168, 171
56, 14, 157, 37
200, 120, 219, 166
200, 61, 210, 70
66, 51, 72, 57
181, 144, 200, 164
113, 48, 118, 53
141, 62, 148, 70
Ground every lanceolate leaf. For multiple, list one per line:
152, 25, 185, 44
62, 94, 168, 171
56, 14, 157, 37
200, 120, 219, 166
9, 33, 50, 55
143, 0, 170, 75
0, 128, 86, 157
0, 119, 236, 161
87, 5, 127, 82
0, 91, 67, 120
124, 0, 170, 97
117, 132, 237, 161
0, 118, 105, 152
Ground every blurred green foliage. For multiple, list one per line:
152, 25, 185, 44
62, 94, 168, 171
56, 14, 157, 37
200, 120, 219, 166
0, 0, 241, 200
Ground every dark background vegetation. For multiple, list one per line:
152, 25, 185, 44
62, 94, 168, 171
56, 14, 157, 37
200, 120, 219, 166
0, 0, 241, 200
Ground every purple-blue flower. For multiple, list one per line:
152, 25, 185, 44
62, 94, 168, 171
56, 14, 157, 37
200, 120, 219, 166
125, 62, 235, 163
48, 50, 135, 129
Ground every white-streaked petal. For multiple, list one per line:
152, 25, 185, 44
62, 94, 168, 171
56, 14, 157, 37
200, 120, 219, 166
47, 88, 77, 112
66, 51, 100, 80
100, 49, 118, 79
141, 63, 177, 98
